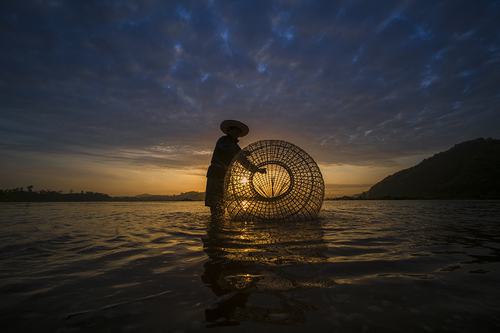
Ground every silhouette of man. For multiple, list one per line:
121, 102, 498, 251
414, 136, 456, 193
205, 120, 264, 217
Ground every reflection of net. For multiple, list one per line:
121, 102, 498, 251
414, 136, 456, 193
224, 140, 324, 221
202, 218, 335, 327
208, 219, 329, 266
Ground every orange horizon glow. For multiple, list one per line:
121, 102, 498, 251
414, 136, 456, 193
1, 148, 430, 197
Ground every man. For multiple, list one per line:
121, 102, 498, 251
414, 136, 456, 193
205, 120, 264, 216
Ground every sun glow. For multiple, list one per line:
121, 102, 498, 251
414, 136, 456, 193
241, 200, 249, 210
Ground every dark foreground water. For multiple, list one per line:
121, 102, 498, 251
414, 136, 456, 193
1, 200, 499, 333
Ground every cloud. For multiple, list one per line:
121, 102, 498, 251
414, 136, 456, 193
1, 0, 499, 186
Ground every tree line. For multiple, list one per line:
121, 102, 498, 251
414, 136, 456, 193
0, 186, 112, 202
0, 187, 205, 202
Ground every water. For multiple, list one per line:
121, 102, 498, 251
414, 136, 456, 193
1, 200, 499, 332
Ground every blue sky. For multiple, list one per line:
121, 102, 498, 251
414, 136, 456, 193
1, 0, 499, 196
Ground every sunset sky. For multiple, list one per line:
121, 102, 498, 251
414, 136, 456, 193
1, 0, 499, 197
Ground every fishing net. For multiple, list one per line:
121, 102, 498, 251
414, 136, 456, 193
224, 140, 324, 221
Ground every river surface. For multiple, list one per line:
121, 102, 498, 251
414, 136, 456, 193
1, 200, 499, 332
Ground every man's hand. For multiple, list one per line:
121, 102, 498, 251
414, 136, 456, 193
257, 168, 266, 174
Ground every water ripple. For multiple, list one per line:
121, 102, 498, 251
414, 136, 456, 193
1, 201, 500, 332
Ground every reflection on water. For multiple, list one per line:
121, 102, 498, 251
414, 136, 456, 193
202, 216, 335, 327
1, 201, 500, 332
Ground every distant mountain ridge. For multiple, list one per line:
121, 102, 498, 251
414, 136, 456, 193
0, 189, 205, 202
364, 138, 500, 199
121, 191, 205, 201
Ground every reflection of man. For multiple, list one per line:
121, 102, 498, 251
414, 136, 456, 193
201, 218, 336, 328
205, 120, 265, 217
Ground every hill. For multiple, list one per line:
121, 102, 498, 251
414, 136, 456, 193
363, 138, 500, 199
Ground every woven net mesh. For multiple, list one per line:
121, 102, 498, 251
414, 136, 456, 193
224, 140, 324, 222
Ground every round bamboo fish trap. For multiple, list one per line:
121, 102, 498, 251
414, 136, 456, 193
224, 140, 324, 221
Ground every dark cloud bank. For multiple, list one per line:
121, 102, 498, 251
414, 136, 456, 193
1, 0, 499, 173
